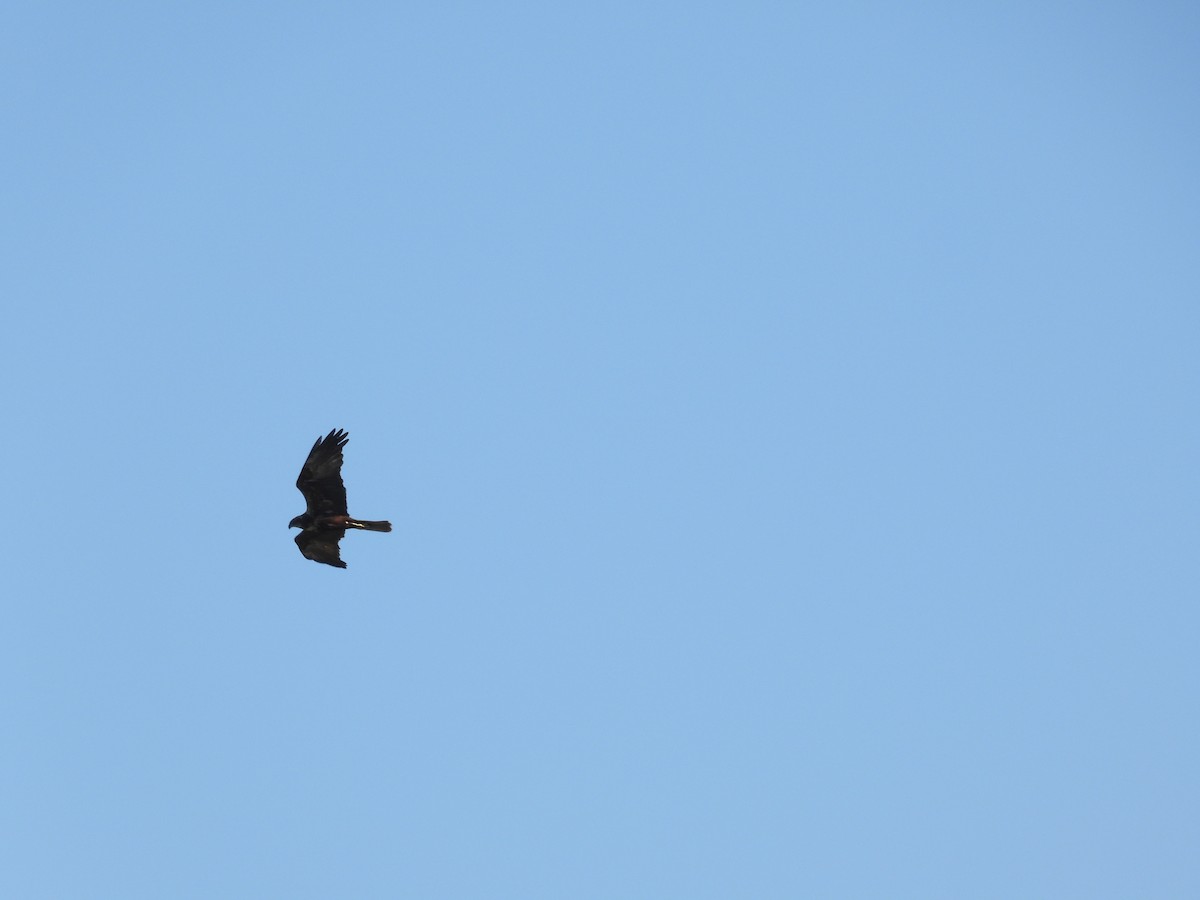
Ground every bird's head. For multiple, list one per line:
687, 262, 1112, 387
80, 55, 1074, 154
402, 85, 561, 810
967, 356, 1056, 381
288, 515, 306, 530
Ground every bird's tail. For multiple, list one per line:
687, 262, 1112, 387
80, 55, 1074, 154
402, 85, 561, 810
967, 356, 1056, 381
347, 518, 392, 533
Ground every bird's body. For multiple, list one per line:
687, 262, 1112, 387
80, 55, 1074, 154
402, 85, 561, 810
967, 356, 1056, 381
289, 429, 391, 568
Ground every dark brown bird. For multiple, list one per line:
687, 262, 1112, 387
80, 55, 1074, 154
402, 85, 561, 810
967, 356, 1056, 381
289, 428, 391, 568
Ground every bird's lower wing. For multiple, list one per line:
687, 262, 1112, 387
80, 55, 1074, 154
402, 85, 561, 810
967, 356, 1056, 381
294, 529, 348, 568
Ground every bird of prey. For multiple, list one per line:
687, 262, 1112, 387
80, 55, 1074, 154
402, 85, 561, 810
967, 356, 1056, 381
289, 428, 392, 568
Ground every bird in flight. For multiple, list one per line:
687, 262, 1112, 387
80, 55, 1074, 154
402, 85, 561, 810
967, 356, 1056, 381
289, 428, 392, 568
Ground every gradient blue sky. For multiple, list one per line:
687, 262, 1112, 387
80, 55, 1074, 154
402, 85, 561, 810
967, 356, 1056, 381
3, 3, 1198, 897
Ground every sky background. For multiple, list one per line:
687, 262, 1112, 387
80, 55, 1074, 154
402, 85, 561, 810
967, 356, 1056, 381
2, 2, 1198, 897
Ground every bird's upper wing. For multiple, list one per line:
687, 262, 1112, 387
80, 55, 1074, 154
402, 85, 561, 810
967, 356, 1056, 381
294, 528, 348, 568
296, 429, 350, 517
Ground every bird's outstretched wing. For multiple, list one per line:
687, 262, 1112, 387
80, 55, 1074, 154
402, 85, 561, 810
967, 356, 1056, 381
294, 528, 348, 568
296, 429, 349, 518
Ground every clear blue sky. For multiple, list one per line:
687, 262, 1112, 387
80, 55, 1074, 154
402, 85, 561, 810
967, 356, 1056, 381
3, 3, 1197, 897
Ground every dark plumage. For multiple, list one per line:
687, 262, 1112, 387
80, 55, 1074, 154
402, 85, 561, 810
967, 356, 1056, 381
289, 428, 391, 568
